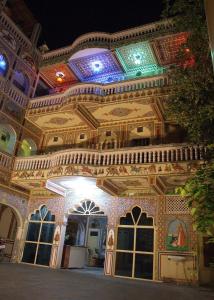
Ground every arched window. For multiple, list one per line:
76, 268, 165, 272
72, 200, 104, 215
0, 124, 16, 154
115, 206, 154, 280
0, 54, 8, 77
18, 138, 37, 157
13, 70, 29, 94
22, 205, 55, 266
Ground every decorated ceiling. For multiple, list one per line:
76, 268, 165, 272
40, 33, 187, 88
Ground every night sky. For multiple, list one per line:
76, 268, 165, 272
24, 0, 164, 50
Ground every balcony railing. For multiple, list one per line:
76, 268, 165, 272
29, 74, 169, 109
0, 76, 28, 108
0, 152, 13, 170
0, 12, 40, 61
14, 144, 205, 171
42, 19, 174, 62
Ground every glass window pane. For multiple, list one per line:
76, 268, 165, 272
40, 223, 55, 243
22, 243, 37, 264
44, 211, 55, 222
120, 213, 133, 225
115, 252, 133, 277
40, 206, 48, 219
25, 222, 41, 241
136, 228, 154, 252
30, 210, 41, 221
138, 213, 153, 226
36, 244, 52, 266
132, 207, 141, 224
117, 228, 134, 250
134, 254, 153, 280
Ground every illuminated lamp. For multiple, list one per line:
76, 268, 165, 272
56, 71, 65, 83
0, 54, 7, 76
91, 60, 103, 72
185, 48, 191, 53
133, 53, 143, 65
0, 55, 6, 68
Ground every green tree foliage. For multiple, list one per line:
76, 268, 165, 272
177, 155, 214, 240
163, 0, 214, 239
163, 0, 214, 144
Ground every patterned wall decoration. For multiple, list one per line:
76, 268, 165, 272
30, 113, 84, 130
28, 197, 65, 223
153, 33, 188, 66
115, 41, 164, 79
0, 189, 27, 220
156, 196, 197, 253
69, 50, 124, 84
40, 63, 78, 87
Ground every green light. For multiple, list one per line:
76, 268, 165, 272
115, 41, 164, 79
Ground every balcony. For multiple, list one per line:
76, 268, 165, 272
0, 76, 28, 108
13, 144, 205, 172
0, 151, 13, 170
29, 74, 169, 110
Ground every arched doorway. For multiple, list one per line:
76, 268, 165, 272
22, 205, 55, 266
62, 200, 107, 269
0, 203, 18, 261
115, 206, 154, 280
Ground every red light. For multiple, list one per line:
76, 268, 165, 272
56, 77, 63, 82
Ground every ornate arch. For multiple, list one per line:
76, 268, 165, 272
0, 123, 17, 154
0, 201, 22, 228
70, 199, 105, 215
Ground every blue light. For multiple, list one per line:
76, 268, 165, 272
0, 54, 7, 75
91, 61, 103, 72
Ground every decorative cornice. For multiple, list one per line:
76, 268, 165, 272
41, 19, 175, 66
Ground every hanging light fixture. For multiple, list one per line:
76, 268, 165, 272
55, 71, 65, 83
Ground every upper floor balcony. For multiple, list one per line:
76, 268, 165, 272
29, 74, 169, 110
0, 151, 13, 170
0, 12, 40, 61
0, 76, 28, 108
11, 143, 205, 196
13, 143, 205, 171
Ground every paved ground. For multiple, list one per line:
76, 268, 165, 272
0, 263, 213, 300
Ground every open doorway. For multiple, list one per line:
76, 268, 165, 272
61, 200, 107, 271
0, 203, 18, 261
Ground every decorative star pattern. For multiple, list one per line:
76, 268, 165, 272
115, 41, 164, 78
69, 50, 124, 83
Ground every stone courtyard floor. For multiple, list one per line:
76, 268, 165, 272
0, 263, 213, 300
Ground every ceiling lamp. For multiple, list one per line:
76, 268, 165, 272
91, 60, 103, 72
56, 71, 65, 82
133, 53, 143, 65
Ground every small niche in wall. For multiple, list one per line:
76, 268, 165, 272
137, 126, 143, 133
53, 136, 58, 142
80, 133, 85, 140
1, 134, 7, 142
106, 131, 111, 137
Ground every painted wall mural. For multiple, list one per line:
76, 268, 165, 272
166, 219, 188, 251
12, 161, 199, 183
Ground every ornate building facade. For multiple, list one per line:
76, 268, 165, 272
0, 0, 213, 285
